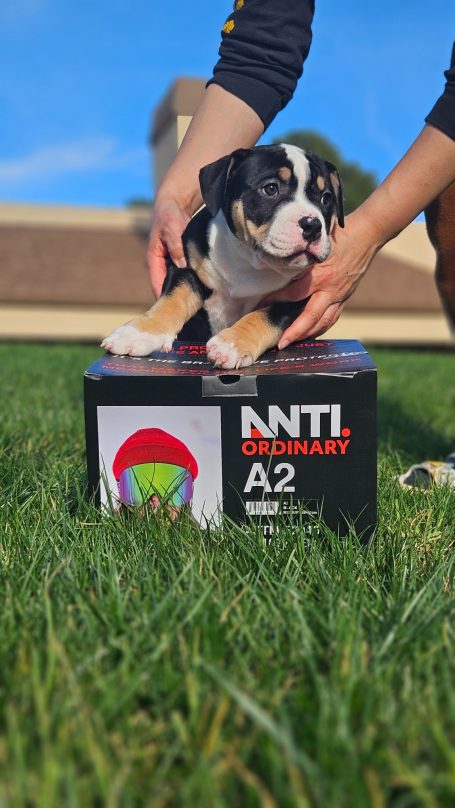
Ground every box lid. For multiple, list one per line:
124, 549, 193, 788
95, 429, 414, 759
85, 340, 376, 379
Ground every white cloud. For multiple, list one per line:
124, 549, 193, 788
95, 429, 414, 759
0, 138, 145, 187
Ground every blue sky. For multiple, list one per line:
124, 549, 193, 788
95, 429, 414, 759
0, 0, 453, 207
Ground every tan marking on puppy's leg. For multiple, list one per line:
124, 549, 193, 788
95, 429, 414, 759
207, 309, 282, 369
186, 240, 204, 272
278, 167, 291, 182
101, 282, 203, 356
197, 258, 215, 289
316, 175, 326, 190
137, 283, 202, 335
185, 241, 214, 288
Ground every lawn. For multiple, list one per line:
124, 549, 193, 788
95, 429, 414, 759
0, 343, 454, 807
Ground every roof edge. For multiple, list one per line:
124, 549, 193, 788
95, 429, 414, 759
0, 202, 153, 232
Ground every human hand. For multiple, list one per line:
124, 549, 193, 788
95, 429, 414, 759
146, 82, 266, 299
147, 195, 191, 298
264, 211, 383, 348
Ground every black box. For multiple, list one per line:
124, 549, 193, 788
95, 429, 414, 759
84, 340, 377, 538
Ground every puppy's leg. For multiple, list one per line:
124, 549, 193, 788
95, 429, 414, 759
102, 267, 207, 356
207, 301, 305, 369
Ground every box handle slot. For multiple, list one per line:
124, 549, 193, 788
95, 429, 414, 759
202, 375, 258, 397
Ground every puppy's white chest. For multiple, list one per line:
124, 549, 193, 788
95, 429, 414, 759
204, 291, 261, 334
202, 216, 291, 334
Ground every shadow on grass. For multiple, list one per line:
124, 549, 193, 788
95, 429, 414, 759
378, 393, 454, 462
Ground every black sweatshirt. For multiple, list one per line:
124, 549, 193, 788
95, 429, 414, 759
208, 1, 455, 141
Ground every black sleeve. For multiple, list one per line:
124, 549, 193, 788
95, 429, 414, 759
207, 0, 315, 130
425, 42, 455, 141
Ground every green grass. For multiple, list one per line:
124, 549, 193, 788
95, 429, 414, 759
0, 343, 454, 807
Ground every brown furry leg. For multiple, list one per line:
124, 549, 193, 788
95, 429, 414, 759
101, 272, 204, 356
206, 309, 283, 369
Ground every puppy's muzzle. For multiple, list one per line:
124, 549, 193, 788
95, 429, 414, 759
299, 216, 322, 243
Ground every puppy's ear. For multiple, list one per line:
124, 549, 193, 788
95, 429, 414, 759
325, 161, 344, 228
199, 149, 251, 217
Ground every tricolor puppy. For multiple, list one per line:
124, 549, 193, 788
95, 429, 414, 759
102, 144, 344, 369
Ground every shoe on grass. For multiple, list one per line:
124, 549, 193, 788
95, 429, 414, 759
398, 458, 455, 490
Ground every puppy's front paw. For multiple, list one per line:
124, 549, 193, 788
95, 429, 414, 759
101, 324, 175, 356
207, 333, 255, 369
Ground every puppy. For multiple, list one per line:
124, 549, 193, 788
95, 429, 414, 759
102, 144, 344, 369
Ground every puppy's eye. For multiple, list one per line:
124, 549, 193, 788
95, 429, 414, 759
261, 183, 279, 197
321, 191, 332, 206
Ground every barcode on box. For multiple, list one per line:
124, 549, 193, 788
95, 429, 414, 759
246, 501, 279, 515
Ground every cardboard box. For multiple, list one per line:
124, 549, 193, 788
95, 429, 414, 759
84, 340, 377, 538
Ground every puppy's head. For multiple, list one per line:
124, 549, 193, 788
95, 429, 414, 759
199, 144, 344, 272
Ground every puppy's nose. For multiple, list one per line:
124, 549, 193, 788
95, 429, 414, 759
298, 216, 322, 243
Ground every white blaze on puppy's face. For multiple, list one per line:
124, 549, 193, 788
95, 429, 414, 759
259, 144, 332, 267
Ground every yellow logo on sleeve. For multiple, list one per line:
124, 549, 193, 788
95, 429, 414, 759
222, 19, 235, 35
222, 1, 246, 36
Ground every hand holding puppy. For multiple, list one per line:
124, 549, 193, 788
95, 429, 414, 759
270, 125, 455, 345
147, 85, 264, 297
267, 209, 381, 347
147, 195, 190, 298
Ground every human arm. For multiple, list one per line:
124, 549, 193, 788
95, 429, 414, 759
148, 85, 264, 297
148, 0, 315, 297
274, 124, 455, 347
273, 41, 455, 346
